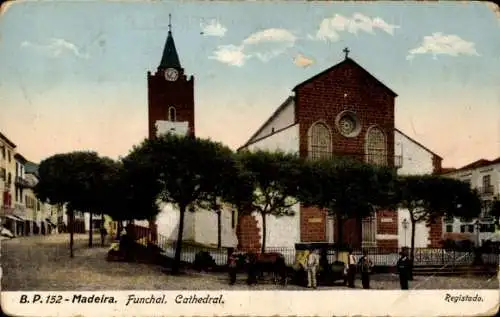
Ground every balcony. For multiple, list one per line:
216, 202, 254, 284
301, 150, 403, 168
15, 176, 31, 188
478, 185, 495, 196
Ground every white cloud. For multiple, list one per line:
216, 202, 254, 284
315, 13, 399, 41
209, 45, 247, 67
21, 38, 89, 59
242, 28, 297, 45
201, 19, 227, 37
293, 53, 314, 68
406, 32, 480, 61
210, 28, 297, 66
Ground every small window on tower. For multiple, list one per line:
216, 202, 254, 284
168, 107, 176, 122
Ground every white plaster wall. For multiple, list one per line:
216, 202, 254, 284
155, 121, 189, 137
251, 98, 295, 142
149, 203, 195, 241
442, 162, 500, 245
398, 208, 430, 248
253, 203, 301, 249
194, 208, 238, 247
395, 130, 434, 176
247, 124, 299, 154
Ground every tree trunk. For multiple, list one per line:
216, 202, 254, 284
172, 204, 186, 275
217, 210, 222, 249
69, 208, 74, 258
88, 211, 93, 248
409, 220, 416, 281
261, 213, 267, 254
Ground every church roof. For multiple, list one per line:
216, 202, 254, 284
394, 128, 442, 160
159, 30, 181, 69
239, 96, 295, 150
292, 57, 398, 97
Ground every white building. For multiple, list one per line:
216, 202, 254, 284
441, 157, 500, 246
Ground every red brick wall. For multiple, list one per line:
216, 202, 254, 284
236, 214, 261, 252
295, 59, 396, 248
295, 59, 395, 162
377, 239, 398, 250
147, 71, 195, 139
427, 216, 443, 248
300, 206, 326, 242
376, 210, 398, 235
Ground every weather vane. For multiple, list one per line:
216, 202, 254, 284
168, 14, 172, 33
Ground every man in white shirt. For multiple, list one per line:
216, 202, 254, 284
306, 249, 320, 288
347, 249, 357, 288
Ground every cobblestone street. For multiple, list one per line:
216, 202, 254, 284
1, 235, 498, 291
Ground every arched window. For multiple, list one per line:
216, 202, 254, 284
308, 122, 332, 160
365, 126, 387, 166
168, 107, 176, 122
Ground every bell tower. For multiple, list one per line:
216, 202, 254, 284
147, 14, 195, 139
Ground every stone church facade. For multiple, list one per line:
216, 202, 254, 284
142, 25, 444, 251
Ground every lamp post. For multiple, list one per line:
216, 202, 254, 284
402, 218, 409, 247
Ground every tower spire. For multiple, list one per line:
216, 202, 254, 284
168, 13, 172, 33
159, 13, 181, 70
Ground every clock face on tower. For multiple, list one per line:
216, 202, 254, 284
164, 68, 179, 81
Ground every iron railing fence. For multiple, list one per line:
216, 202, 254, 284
147, 238, 500, 267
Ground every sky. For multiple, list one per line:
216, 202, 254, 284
0, 0, 499, 168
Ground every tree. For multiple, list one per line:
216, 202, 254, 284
129, 134, 235, 274
238, 150, 302, 253
190, 143, 235, 249
35, 152, 103, 256
299, 157, 397, 246
396, 175, 482, 272
220, 155, 256, 247
103, 157, 162, 223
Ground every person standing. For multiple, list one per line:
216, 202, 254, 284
306, 249, 320, 288
228, 249, 238, 285
358, 250, 374, 289
246, 253, 258, 285
397, 247, 411, 290
347, 249, 357, 288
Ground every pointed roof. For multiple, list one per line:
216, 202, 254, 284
159, 14, 181, 70
293, 57, 398, 97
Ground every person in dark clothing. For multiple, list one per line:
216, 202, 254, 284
358, 250, 374, 289
228, 249, 238, 285
397, 247, 411, 290
246, 253, 258, 285
100, 226, 108, 246
347, 249, 357, 288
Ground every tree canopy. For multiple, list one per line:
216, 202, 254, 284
128, 134, 236, 273
298, 157, 397, 244
396, 175, 482, 264
237, 150, 302, 252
